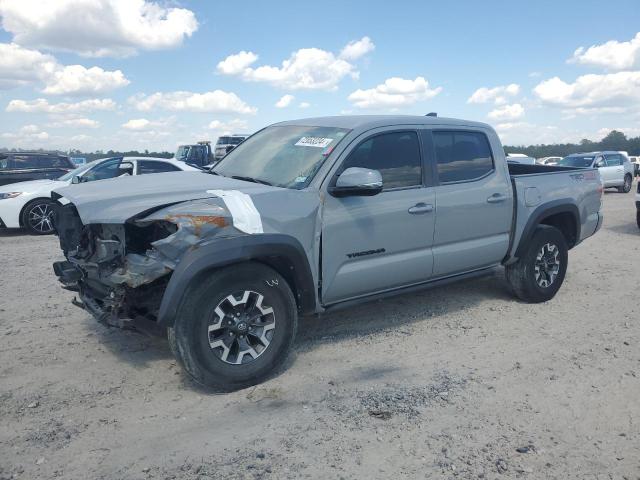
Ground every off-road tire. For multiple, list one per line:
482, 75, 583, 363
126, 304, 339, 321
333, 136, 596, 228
21, 199, 56, 235
618, 174, 632, 193
168, 262, 297, 391
505, 225, 568, 303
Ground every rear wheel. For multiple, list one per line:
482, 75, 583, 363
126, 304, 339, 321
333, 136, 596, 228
169, 262, 297, 391
636, 209, 640, 230
619, 174, 632, 193
22, 199, 56, 235
506, 225, 568, 303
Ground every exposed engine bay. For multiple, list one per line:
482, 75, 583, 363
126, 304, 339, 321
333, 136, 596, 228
53, 198, 237, 327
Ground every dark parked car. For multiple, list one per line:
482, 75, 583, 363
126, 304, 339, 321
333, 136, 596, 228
0, 153, 75, 187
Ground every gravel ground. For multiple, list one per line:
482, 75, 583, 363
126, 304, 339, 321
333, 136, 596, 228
0, 188, 638, 480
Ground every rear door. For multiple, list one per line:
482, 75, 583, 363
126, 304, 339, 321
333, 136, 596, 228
321, 127, 436, 304
1, 155, 46, 185
602, 153, 624, 186
429, 129, 513, 277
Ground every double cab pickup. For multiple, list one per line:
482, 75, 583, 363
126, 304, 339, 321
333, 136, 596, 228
52, 115, 603, 390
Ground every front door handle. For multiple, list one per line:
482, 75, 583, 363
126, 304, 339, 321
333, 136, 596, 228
408, 203, 434, 214
487, 193, 508, 204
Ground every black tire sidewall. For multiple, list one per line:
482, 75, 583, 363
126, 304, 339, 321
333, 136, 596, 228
622, 175, 632, 193
521, 226, 568, 302
22, 199, 56, 235
173, 263, 297, 390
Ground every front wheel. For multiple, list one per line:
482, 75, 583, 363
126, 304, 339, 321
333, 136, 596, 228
506, 225, 568, 303
619, 174, 632, 193
169, 262, 298, 391
22, 199, 56, 235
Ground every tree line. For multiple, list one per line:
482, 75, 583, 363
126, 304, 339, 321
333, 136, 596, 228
2, 129, 639, 161
504, 130, 640, 158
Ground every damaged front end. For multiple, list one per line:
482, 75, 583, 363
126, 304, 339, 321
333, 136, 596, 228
53, 198, 235, 328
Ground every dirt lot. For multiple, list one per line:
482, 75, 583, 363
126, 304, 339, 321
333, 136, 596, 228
0, 188, 638, 480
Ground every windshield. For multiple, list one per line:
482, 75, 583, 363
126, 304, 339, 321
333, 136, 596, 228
212, 125, 350, 189
558, 156, 595, 167
58, 159, 104, 181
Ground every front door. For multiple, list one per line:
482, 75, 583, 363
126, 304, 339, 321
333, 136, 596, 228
321, 129, 436, 305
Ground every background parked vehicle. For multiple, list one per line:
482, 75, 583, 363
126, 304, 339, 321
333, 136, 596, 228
0, 156, 198, 235
537, 156, 562, 165
174, 141, 215, 167
506, 153, 536, 164
52, 115, 603, 391
629, 156, 639, 177
0, 152, 75, 187
558, 151, 634, 193
213, 134, 250, 161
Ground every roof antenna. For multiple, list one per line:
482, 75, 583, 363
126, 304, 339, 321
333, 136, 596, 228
426, 112, 437, 117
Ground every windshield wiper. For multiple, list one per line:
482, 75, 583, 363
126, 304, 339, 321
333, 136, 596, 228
230, 175, 273, 186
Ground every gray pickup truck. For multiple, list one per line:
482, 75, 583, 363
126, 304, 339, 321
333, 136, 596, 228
52, 115, 603, 390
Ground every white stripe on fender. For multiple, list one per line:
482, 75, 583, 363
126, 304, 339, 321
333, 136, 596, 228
206, 190, 263, 234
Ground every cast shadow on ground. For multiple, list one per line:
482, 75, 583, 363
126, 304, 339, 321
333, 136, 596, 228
84, 269, 512, 392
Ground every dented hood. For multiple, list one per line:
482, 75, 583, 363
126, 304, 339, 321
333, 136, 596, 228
53, 171, 277, 224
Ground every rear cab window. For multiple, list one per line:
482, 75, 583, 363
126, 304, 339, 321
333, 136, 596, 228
432, 131, 494, 183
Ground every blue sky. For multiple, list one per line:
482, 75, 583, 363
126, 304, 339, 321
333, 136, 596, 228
1, 0, 639, 152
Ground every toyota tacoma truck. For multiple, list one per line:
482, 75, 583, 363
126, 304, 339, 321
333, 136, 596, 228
52, 115, 603, 391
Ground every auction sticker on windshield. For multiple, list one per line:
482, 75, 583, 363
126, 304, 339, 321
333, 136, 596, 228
295, 137, 334, 148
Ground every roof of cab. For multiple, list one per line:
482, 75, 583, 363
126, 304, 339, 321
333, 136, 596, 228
275, 115, 492, 131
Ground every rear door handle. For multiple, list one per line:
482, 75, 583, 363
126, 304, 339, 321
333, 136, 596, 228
487, 193, 508, 204
408, 203, 434, 214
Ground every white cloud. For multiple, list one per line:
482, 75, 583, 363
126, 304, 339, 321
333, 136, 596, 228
0, 0, 198, 57
570, 32, 640, 70
217, 37, 374, 90
488, 103, 525, 121
1, 125, 50, 145
216, 51, 258, 75
348, 76, 442, 109
533, 72, 640, 111
130, 91, 256, 114
208, 119, 249, 133
0, 42, 129, 95
43, 65, 129, 95
0, 43, 57, 89
596, 126, 640, 140
339, 36, 375, 60
6, 98, 117, 114
122, 118, 151, 130
275, 94, 294, 108
299, 102, 311, 109
49, 117, 100, 128
468, 84, 520, 104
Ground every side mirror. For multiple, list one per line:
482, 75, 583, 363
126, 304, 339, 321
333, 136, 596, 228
595, 160, 605, 168
71, 175, 81, 184
328, 167, 383, 197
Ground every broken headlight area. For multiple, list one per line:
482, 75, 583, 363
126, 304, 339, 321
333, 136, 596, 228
53, 199, 234, 327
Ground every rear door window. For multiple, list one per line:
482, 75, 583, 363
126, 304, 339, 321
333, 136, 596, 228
8, 155, 40, 169
137, 160, 181, 174
433, 131, 494, 183
605, 154, 622, 166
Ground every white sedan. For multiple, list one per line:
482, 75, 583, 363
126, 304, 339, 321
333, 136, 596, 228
0, 156, 199, 234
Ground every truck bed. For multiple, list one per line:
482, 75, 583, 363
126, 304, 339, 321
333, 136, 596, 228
505, 162, 602, 262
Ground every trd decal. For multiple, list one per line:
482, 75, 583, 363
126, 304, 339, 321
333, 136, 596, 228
346, 248, 386, 259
